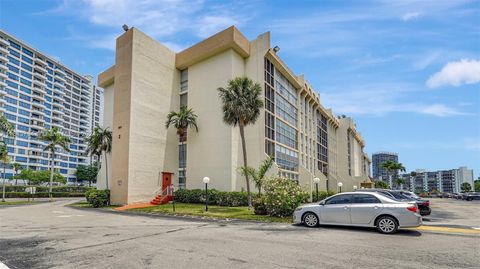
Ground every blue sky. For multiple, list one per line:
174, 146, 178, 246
2, 0, 479, 176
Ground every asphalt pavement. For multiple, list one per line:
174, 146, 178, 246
0, 199, 479, 269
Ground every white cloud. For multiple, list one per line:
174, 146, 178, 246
197, 16, 239, 38
418, 104, 470, 117
402, 12, 421, 21
49, 0, 247, 50
426, 59, 480, 88
463, 138, 480, 151
320, 84, 471, 117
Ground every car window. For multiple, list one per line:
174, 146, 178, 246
353, 194, 381, 204
325, 194, 351, 205
389, 192, 408, 199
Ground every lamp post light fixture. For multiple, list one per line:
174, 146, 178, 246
353, 185, 358, 190
313, 177, 321, 201
337, 182, 343, 193
203, 177, 210, 212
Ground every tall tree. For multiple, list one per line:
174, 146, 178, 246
165, 106, 199, 142
0, 144, 10, 202
0, 115, 14, 202
218, 77, 263, 207
39, 127, 70, 200
86, 127, 112, 189
239, 156, 274, 194
75, 164, 98, 187
12, 163, 22, 186
461, 182, 472, 193
381, 161, 406, 189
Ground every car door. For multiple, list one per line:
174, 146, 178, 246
350, 194, 383, 225
320, 194, 352, 225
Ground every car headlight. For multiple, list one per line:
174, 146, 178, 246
295, 207, 303, 211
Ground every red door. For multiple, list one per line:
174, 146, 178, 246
162, 172, 173, 191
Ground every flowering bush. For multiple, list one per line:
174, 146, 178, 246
260, 178, 309, 217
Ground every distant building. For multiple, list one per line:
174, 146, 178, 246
372, 151, 398, 180
401, 166, 474, 193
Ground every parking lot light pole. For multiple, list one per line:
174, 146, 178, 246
338, 182, 343, 193
203, 177, 210, 212
313, 177, 320, 202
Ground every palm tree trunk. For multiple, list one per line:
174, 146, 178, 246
239, 121, 252, 207
104, 151, 109, 190
49, 152, 55, 201
14, 171, 17, 186
2, 161, 5, 202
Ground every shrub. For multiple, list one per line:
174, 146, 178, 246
174, 189, 249, 207
260, 178, 309, 217
85, 189, 110, 208
311, 190, 336, 202
4, 185, 93, 193
5, 192, 85, 198
252, 196, 268, 215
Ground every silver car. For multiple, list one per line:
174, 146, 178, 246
293, 192, 422, 234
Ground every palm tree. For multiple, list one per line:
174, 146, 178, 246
86, 127, 112, 189
165, 106, 199, 142
381, 161, 406, 189
395, 178, 406, 190
218, 77, 263, 207
12, 162, 22, 186
239, 156, 274, 195
0, 115, 14, 202
39, 127, 71, 200
0, 115, 15, 138
0, 144, 10, 202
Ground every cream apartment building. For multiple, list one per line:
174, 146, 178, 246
97, 26, 371, 205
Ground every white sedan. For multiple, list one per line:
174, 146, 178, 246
293, 191, 422, 234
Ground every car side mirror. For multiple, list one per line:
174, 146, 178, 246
319, 201, 325, 206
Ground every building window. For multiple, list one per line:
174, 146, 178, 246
179, 144, 186, 168
178, 170, 186, 189
180, 69, 188, 92
180, 93, 188, 107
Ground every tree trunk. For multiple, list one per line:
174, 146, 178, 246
239, 121, 252, 207
104, 151, 109, 190
14, 171, 17, 186
49, 152, 55, 201
2, 161, 5, 202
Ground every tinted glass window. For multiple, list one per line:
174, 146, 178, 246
353, 194, 381, 204
388, 192, 408, 199
325, 195, 351, 205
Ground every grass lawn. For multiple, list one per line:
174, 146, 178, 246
0, 200, 44, 206
69, 201, 117, 209
128, 203, 292, 223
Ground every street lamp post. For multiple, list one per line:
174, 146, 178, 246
313, 177, 320, 202
338, 182, 343, 193
203, 177, 210, 212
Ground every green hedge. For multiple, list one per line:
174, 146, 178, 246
85, 189, 110, 208
311, 190, 336, 202
4, 192, 86, 198
3, 186, 93, 193
174, 189, 249, 207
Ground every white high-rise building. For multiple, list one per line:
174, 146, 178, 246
0, 30, 98, 184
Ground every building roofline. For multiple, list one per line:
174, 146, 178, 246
0, 29, 92, 83
372, 151, 398, 156
175, 26, 250, 70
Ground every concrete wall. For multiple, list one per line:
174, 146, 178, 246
96, 83, 114, 190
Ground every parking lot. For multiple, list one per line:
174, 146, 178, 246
0, 198, 479, 269
422, 198, 480, 228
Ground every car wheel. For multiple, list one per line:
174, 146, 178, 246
376, 216, 398, 234
303, 212, 319, 228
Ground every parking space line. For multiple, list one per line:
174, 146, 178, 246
411, 225, 480, 235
